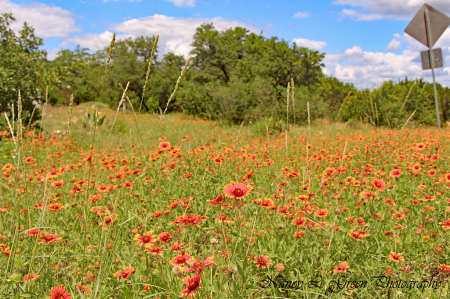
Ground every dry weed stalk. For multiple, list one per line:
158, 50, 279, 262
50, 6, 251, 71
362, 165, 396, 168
67, 94, 74, 134
28, 106, 36, 128
291, 78, 295, 127
109, 82, 130, 138
100, 33, 116, 92
163, 56, 191, 114
400, 83, 415, 113
336, 91, 351, 121
139, 35, 159, 114
307, 101, 311, 139
286, 81, 290, 156
18, 91, 22, 139
401, 110, 416, 131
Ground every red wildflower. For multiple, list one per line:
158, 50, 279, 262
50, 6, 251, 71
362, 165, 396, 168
49, 285, 71, 299
23, 273, 39, 282
51, 180, 64, 188
159, 142, 171, 150
333, 261, 350, 273
254, 255, 272, 268
389, 169, 402, 178
293, 231, 305, 239
372, 179, 385, 191
223, 182, 252, 199
389, 252, 404, 262
439, 219, 450, 230
439, 264, 450, 273
145, 246, 163, 256
182, 255, 215, 274
134, 231, 155, 248
291, 217, 306, 227
315, 209, 328, 217
113, 266, 135, 280
171, 251, 193, 266
180, 274, 201, 298
158, 232, 171, 244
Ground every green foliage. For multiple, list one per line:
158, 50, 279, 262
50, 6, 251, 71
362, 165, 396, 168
0, 13, 59, 131
253, 117, 285, 135
177, 23, 326, 124
82, 109, 106, 128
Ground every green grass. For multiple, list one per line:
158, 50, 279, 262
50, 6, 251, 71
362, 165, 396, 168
0, 104, 449, 299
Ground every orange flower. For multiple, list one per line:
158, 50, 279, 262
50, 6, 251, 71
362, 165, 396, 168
135, 231, 155, 247
223, 182, 251, 199
180, 274, 201, 298
315, 209, 328, 217
51, 180, 64, 188
23, 273, 39, 282
439, 219, 450, 230
159, 142, 171, 150
293, 231, 305, 239
171, 251, 193, 266
49, 285, 71, 299
372, 179, 385, 191
158, 232, 171, 244
254, 255, 272, 268
291, 217, 306, 227
349, 231, 363, 241
48, 203, 64, 212
113, 266, 135, 280
333, 261, 350, 273
389, 169, 402, 178
182, 255, 215, 274
439, 264, 450, 273
389, 252, 404, 262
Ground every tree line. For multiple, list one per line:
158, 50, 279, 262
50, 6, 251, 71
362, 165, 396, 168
1, 11, 450, 131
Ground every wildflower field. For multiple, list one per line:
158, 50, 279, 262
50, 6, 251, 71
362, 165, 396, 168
1, 103, 450, 299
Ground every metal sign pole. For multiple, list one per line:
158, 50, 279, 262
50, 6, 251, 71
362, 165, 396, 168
424, 8, 441, 131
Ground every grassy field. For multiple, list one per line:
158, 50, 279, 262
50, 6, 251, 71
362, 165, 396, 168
0, 103, 450, 299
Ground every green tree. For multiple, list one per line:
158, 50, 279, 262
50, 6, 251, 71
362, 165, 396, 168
0, 12, 59, 129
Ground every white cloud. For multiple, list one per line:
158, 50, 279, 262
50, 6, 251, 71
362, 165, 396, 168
0, 0, 81, 38
293, 38, 327, 51
333, 0, 450, 20
444, 67, 450, 75
167, 0, 195, 7
323, 45, 450, 89
386, 39, 401, 51
293, 11, 310, 18
102, 14, 260, 58
66, 31, 135, 52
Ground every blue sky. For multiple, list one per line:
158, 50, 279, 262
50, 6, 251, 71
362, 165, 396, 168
2, 0, 450, 88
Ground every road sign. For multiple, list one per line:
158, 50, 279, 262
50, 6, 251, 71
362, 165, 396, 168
405, 4, 450, 48
404, 3, 450, 131
421, 48, 443, 70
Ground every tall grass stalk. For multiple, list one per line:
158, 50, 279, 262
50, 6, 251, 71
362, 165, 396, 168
3, 112, 18, 168
67, 94, 74, 134
108, 82, 130, 140
163, 56, 191, 114
86, 33, 116, 209
41, 85, 48, 133
18, 90, 22, 139
286, 81, 290, 157
401, 110, 416, 131
369, 92, 376, 125
139, 35, 159, 114
291, 78, 295, 127
336, 91, 351, 121
307, 101, 311, 139
28, 106, 36, 128
400, 82, 415, 113
11, 102, 14, 137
